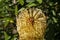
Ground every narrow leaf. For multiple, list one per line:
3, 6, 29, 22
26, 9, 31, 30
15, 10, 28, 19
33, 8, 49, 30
18, 0, 24, 5
52, 17, 57, 23
15, 5, 18, 16
37, 0, 42, 4
52, 10, 56, 16
4, 32, 11, 40
26, 3, 37, 8
26, 0, 35, 3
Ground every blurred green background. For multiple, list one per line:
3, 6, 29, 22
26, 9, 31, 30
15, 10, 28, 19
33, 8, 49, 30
0, 0, 60, 40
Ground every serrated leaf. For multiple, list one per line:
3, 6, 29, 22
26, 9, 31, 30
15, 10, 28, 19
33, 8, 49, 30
18, 0, 24, 5
26, 0, 35, 3
26, 3, 36, 8
37, 0, 42, 4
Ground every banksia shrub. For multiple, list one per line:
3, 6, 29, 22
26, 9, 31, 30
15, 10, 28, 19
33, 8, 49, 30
16, 8, 47, 40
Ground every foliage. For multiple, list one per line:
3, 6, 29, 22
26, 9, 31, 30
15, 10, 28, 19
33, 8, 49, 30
0, 0, 60, 40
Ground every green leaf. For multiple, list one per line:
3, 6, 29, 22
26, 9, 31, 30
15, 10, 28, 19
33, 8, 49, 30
3, 18, 14, 27
26, 0, 35, 3
0, 0, 2, 2
26, 3, 37, 8
49, 2, 53, 6
11, 38, 14, 40
4, 18, 10, 27
36, 0, 42, 4
52, 17, 57, 23
18, 7, 25, 12
11, 36, 15, 40
18, 0, 24, 5
51, 10, 56, 16
15, 5, 18, 16
0, 27, 3, 30
11, 35, 18, 40
4, 32, 11, 40
4, 20, 9, 27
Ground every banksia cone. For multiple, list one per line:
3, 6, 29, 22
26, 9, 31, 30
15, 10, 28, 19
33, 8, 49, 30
16, 8, 47, 40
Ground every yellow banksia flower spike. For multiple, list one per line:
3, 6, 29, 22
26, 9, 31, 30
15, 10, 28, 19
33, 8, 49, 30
16, 7, 47, 40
